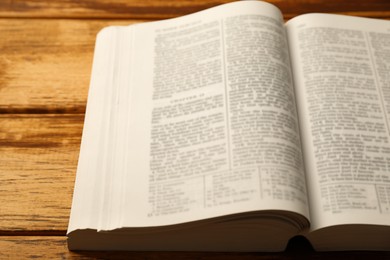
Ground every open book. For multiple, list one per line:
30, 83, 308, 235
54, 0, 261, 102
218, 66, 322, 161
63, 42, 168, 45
67, 0, 390, 251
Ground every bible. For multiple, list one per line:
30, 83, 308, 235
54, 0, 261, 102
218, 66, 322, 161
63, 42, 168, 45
67, 0, 390, 251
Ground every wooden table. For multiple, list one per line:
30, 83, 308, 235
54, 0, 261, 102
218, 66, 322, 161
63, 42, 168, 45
1, 0, 390, 258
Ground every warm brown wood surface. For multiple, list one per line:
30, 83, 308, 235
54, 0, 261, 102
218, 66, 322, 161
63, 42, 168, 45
0, 19, 137, 113
0, 115, 82, 232
1, 0, 390, 19
1, 0, 390, 258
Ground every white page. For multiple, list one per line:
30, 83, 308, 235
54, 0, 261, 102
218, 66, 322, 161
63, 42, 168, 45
68, 28, 119, 232
287, 13, 390, 230
117, 0, 310, 228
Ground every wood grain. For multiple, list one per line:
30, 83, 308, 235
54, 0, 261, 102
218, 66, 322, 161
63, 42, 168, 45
0, 0, 389, 19
0, 115, 83, 231
0, 19, 137, 113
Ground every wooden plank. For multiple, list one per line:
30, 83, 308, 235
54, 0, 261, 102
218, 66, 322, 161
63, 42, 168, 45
0, 19, 137, 113
276, 0, 390, 19
1, 236, 390, 259
0, 0, 389, 19
0, 114, 83, 231
1, 0, 233, 19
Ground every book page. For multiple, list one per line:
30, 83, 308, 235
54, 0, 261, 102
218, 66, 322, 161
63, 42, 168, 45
68, 28, 116, 232
287, 14, 390, 230
114, 1, 310, 228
